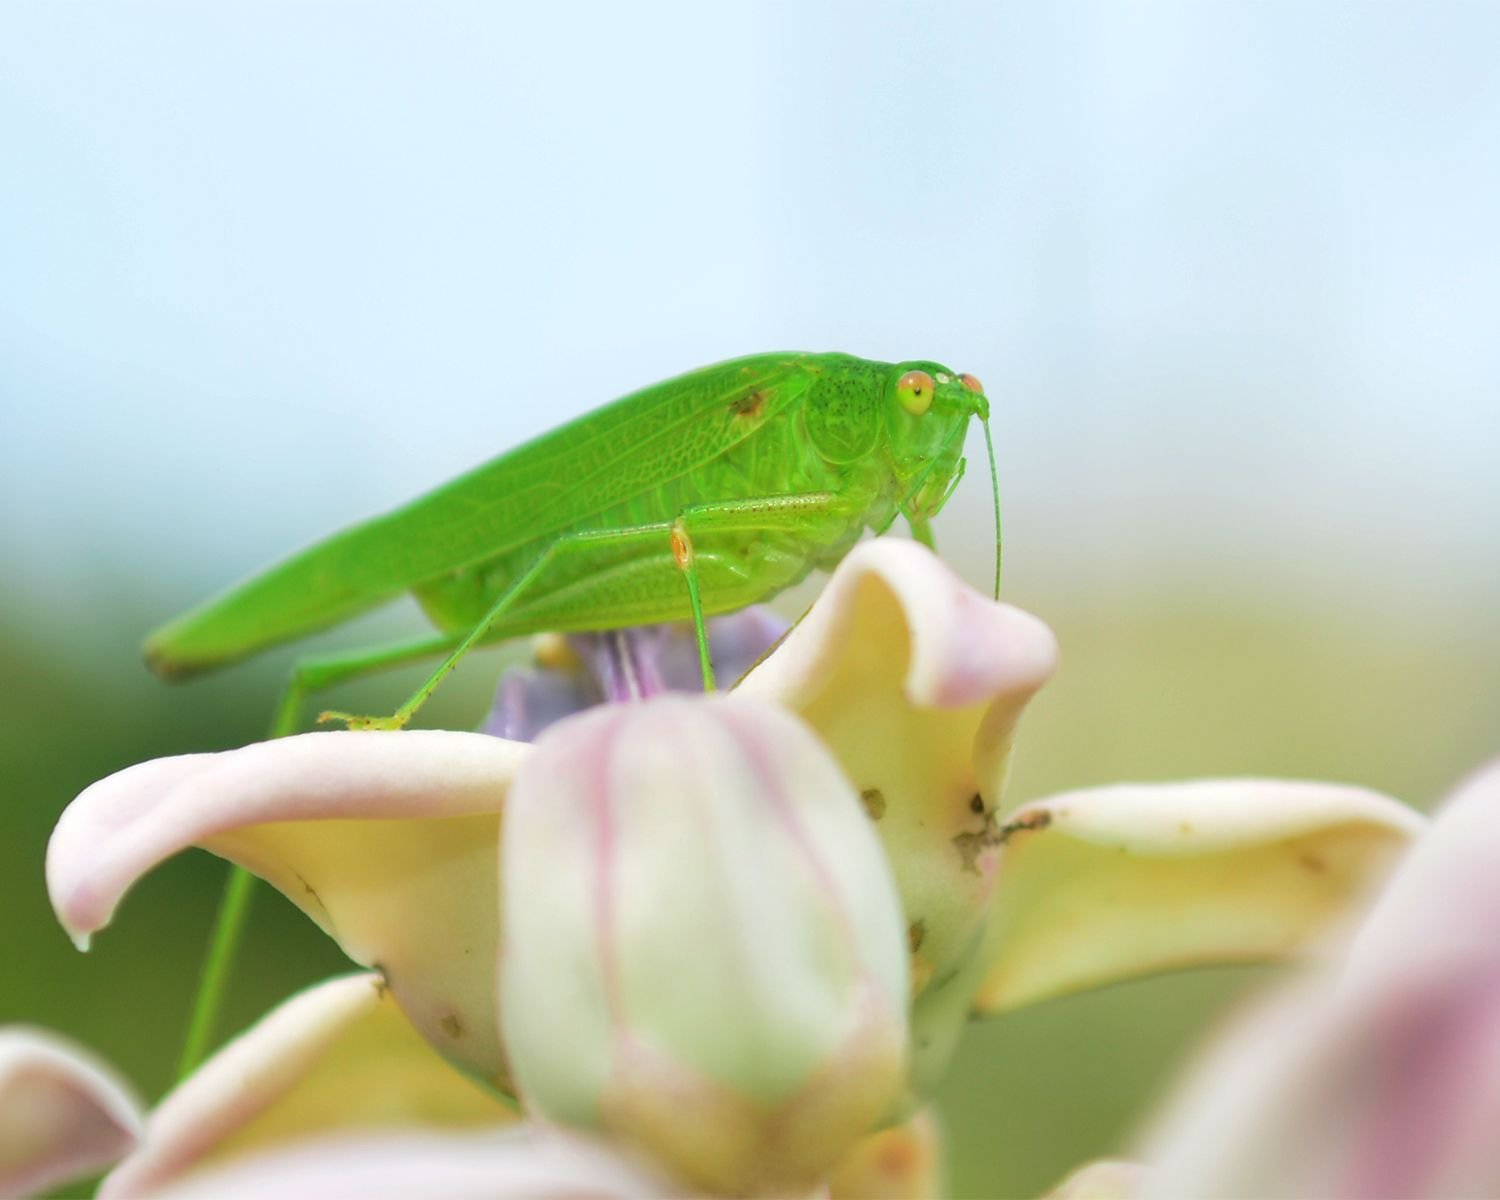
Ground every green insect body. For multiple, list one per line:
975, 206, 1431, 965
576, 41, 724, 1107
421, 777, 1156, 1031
145, 351, 994, 727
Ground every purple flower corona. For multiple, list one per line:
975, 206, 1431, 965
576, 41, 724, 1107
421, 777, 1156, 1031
483, 608, 788, 741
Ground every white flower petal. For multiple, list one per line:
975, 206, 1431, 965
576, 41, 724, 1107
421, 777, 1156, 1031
48, 730, 527, 1083
739, 539, 1058, 994
976, 779, 1422, 1015
102, 973, 517, 1198
0, 1027, 141, 1198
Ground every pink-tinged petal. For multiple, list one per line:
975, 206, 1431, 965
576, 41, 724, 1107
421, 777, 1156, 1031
1344, 757, 1500, 993
102, 973, 517, 1198
1145, 758, 1500, 1200
150, 1126, 685, 1200
48, 730, 527, 1084
829, 1108, 944, 1200
1043, 1159, 1148, 1199
738, 539, 1058, 996
975, 779, 1421, 1016
0, 1027, 141, 1198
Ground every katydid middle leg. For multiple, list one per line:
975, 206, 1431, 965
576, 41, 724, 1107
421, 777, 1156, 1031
666, 491, 851, 693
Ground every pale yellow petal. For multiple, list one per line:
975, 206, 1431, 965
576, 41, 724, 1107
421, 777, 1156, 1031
49, 730, 526, 1083
976, 779, 1421, 1015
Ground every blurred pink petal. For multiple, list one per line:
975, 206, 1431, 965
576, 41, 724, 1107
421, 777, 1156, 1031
976, 778, 1421, 1015
1144, 758, 1500, 1199
150, 1126, 684, 1200
48, 731, 528, 1083
103, 973, 517, 1198
0, 1027, 141, 1198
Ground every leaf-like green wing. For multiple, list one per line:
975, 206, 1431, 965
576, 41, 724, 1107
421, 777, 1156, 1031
145, 352, 818, 677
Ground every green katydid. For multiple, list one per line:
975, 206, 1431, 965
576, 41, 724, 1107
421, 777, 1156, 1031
145, 350, 1001, 734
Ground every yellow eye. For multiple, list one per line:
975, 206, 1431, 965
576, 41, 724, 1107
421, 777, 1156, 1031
896, 369, 935, 416
960, 372, 984, 394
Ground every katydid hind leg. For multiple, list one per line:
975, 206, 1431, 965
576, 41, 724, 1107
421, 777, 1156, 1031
324, 522, 688, 730
327, 490, 858, 728
269, 632, 461, 736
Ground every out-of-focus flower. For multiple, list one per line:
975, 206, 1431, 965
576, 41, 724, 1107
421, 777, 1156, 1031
1042, 1159, 1147, 1199
1044, 1158, 1146, 1194
502, 695, 909, 1195
1131, 756, 1500, 1200
102, 972, 518, 1197
150, 1126, 683, 1200
828, 1107, 944, 1200
0, 1026, 141, 1198
4, 993, 672, 1200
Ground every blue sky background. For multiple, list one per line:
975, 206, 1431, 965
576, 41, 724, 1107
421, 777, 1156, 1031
2, 1, 1497, 629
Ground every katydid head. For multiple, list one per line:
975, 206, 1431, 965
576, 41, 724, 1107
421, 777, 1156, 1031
881, 361, 1002, 599
881, 360, 982, 507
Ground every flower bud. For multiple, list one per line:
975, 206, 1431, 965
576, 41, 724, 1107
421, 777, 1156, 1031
499, 695, 910, 1196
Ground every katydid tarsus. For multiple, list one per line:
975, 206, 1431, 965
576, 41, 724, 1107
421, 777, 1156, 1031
158, 350, 1001, 1075
146, 351, 1002, 734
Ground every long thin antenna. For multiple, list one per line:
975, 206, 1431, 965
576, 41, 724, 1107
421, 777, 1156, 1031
981, 414, 1002, 599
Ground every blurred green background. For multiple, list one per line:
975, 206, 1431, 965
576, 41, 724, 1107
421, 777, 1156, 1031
4, 4, 1499, 1197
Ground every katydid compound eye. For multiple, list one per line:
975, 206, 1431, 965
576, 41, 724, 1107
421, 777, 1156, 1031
896, 369, 935, 416
959, 372, 984, 394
